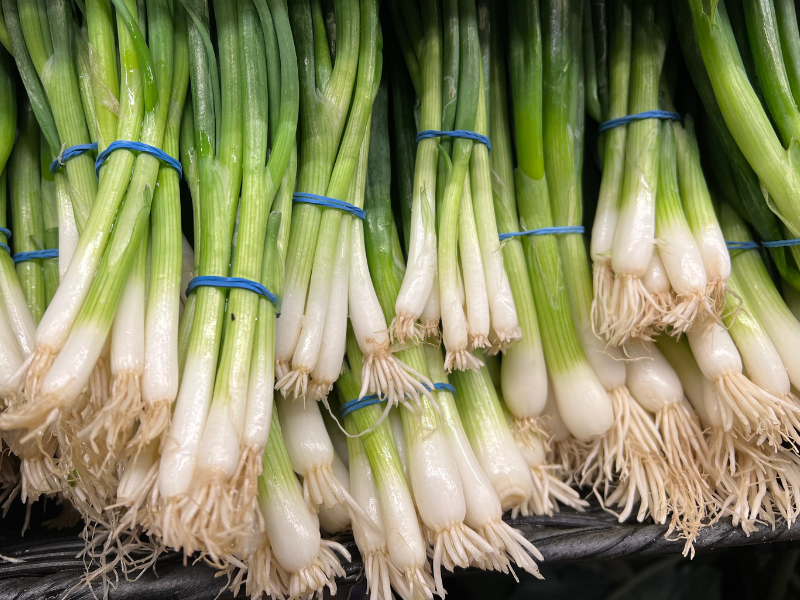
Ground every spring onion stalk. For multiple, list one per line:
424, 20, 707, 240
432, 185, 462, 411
470, 60, 520, 352
39, 149, 59, 306
673, 119, 729, 319
39, 0, 97, 232
252, 405, 350, 599
229, 1, 299, 542
784, 281, 800, 321
135, 8, 189, 450
672, 0, 800, 293
590, 0, 631, 333
436, 0, 482, 371
274, 0, 360, 382
656, 333, 793, 535
362, 93, 503, 588
720, 204, 800, 392
509, 0, 613, 442
179, 0, 295, 562
71, 23, 100, 148
1, 0, 146, 416
688, 0, 800, 242
597, 0, 666, 345
654, 120, 710, 334
317, 450, 353, 534
307, 184, 353, 401
539, 382, 579, 476
449, 362, 534, 515
338, 393, 411, 600
459, 172, 491, 350
542, 0, 668, 524
10, 99, 46, 324
391, 0, 442, 343
21, 0, 172, 452
0, 169, 25, 387
337, 351, 434, 600
276, 391, 373, 525
486, 13, 548, 427
424, 343, 543, 576
686, 319, 787, 444
624, 339, 714, 546
279, 0, 387, 403
158, 0, 243, 534
722, 273, 800, 442
583, 0, 601, 123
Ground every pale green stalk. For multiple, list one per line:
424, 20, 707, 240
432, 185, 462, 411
488, 13, 547, 419
72, 25, 101, 145
40, 141, 59, 306
688, 0, 800, 238
10, 100, 46, 323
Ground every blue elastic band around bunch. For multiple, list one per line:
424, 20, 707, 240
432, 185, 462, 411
598, 110, 681, 134
0, 227, 10, 240
339, 383, 456, 419
292, 192, 366, 220
95, 140, 183, 178
339, 394, 382, 418
0, 243, 9, 256
13, 249, 59, 263
762, 238, 800, 248
185, 276, 278, 312
424, 382, 457, 395
725, 240, 761, 251
50, 142, 98, 174
415, 129, 491, 154
499, 225, 584, 241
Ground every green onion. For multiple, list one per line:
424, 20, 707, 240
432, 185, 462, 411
9, 99, 46, 324
509, 0, 613, 442
391, 0, 443, 343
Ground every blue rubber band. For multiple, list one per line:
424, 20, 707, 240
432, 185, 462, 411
95, 140, 183, 178
598, 111, 681, 134
185, 276, 278, 311
726, 241, 761, 251
499, 225, 584, 241
339, 394, 383, 418
49, 142, 98, 174
13, 249, 59, 263
0, 243, 9, 256
423, 382, 457, 395
415, 129, 491, 154
0, 227, 10, 239
762, 238, 800, 248
292, 192, 366, 220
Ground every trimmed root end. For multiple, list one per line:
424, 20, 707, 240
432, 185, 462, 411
599, 274, 665, 346
488, 327, 523, 356
275, 367, 310, 400
476, 518, 543, 579
662, 290, 718, 336
419, 319, 441, 341
361, 349, 437, 417
443, 347, 483, 373
78, 371, 143, 460
242, 542, 290, 599
706, 278, 728, 320
657, 402, 715, 553
523, 464, 589, 517
591, 260, 615, 339
425, 522, 495, 597
284, 539, 350, 600
391, 314, 422, 346
303, 464, 382, 539
361, 549, 407, 600
274, 359, 290, 381
22, 346, 56, 404
307, 379, 334, 402
402, 565, 436, 600
715, 372, 786, 444
468, 334, 490, 352
127, 399, 171, 455
159, 470, 253, 567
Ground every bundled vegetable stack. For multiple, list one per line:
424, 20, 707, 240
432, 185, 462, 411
2, 0, 800, 598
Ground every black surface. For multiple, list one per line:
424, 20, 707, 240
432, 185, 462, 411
0, 501, 798, 599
